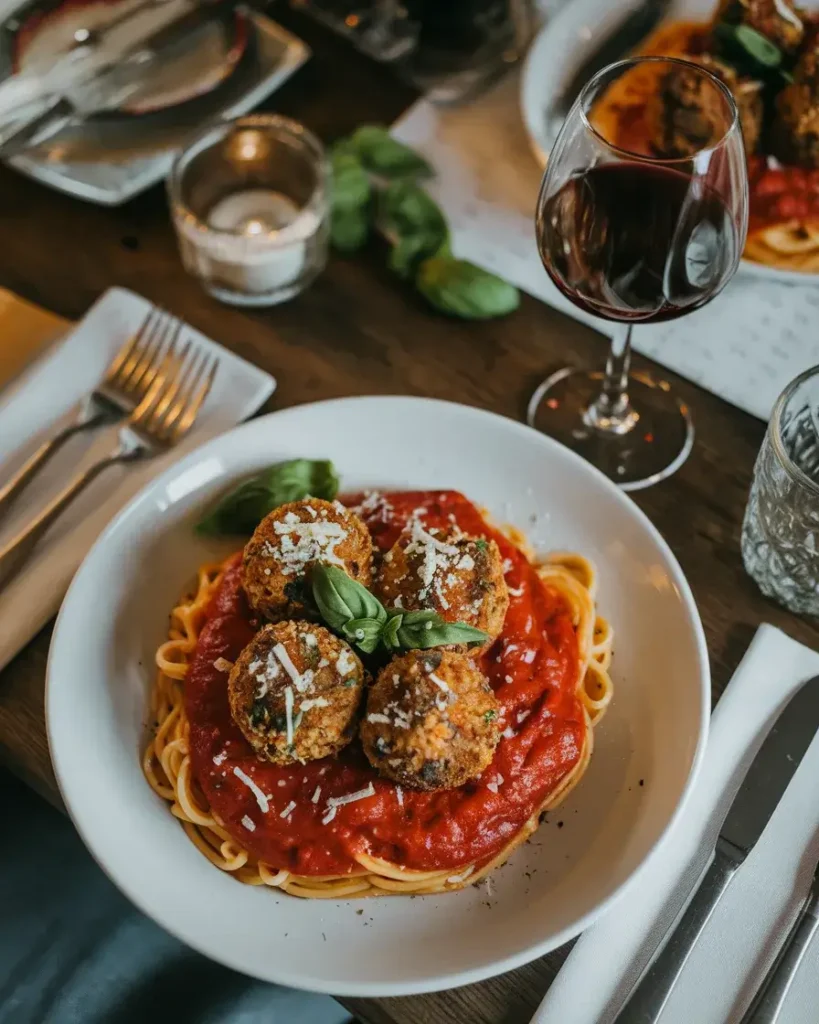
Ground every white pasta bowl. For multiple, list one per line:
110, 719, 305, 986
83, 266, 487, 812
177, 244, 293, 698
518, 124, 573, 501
47, 396, 709, 995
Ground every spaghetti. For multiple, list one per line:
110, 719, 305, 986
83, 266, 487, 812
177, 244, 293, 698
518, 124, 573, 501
143, 491, 613, 898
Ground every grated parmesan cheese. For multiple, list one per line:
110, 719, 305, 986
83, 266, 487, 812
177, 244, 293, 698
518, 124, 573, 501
502, 726, 516, 739
300, 696, 330, 712
428, 672, 449, 693
267, 517, 348, 575
396, 786, 403, 807
486, 774, 504, 795
212, 751, 227, 766
213, 657, 233, 673
336, 648, 356, 677
404, 517, 460, 593
312, 786, 321, 804
280, 800, 297, 819
367, 712, 391, 724
321, 783, 376, 824
284, 686, 295, 745
508, 585, 525, 597
274, 643, 311, 693
241, 815, 256, 832
522, 650, 536, 664
233, 767, 269, 813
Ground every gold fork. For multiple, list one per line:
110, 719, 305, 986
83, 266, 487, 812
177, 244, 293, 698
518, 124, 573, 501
0, 341, 218, 590
0, 308, 182, 519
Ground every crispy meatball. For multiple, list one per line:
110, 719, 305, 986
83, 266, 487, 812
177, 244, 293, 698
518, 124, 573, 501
228, 621, 365, 765
774, 36, 819, 167
647, 56, 761, 158
375, 521, 508, 648
360, 650, 500, 791
242, 497, 373, 621
713, 0, 804, 56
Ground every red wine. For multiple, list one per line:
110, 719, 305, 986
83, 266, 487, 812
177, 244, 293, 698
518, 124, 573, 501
537, 162, 740, 323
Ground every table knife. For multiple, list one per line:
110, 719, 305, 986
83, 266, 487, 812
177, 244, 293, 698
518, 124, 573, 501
0, 0, 240, 156
741, 856, 819, 1023
617, 676, 819, 1023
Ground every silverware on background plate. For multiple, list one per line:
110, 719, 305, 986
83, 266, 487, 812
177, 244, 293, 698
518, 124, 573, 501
617, 676, 819, 1023
742, 856, 819, 1023
0, 308, 180, 519
0, 0, 242, 155
0, 338, 217, 590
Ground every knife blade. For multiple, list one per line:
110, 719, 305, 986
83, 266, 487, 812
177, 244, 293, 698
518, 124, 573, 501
617, 676, 819, 1023
0, 0, 241, 156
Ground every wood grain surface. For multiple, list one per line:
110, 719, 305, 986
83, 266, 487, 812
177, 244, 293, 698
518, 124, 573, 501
1, 8, 818, 1023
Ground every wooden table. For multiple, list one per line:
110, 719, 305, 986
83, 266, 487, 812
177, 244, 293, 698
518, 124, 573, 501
1, 9, 818, 1024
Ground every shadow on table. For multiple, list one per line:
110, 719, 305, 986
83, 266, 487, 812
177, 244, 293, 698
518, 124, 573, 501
0, 769, 353, 1024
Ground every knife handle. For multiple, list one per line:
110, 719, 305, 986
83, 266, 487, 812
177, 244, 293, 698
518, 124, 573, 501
742, 888, 819, 1024
617, 836, 744, 1023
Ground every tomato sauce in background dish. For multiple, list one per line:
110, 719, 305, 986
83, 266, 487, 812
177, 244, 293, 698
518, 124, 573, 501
185, 491, 585, 876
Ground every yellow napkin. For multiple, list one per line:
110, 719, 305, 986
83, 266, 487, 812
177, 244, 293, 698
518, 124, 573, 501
0, 289, 68, 394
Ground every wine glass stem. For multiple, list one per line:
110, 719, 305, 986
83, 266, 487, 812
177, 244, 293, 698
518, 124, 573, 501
583, 322, 639, 436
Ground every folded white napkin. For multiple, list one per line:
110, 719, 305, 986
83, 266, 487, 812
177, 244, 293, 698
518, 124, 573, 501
0, 286, 274, 671
532, 625, 819, 1024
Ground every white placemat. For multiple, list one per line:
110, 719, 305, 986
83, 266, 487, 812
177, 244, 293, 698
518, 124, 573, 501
392, 76, 819, 422
532, 624, 819, 1024
0, 286, 275, 671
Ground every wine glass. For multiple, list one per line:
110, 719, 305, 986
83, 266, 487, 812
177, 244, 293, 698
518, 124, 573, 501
529, 57, 749, 490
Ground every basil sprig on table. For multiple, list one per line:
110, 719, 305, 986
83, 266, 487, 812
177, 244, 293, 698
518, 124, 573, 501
329, 124, 520, 320
196, 459, 339, 536
312, 565, 488, 655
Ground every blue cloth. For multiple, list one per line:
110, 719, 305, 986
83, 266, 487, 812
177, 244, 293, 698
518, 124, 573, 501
0, 771, 352, 1024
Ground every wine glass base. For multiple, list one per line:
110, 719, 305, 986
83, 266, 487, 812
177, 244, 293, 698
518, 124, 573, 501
527, 367, 694, 491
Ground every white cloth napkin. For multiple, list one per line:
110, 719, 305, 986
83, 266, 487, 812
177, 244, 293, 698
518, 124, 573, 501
0, 286, 274, 671
532, 625, 819, 1024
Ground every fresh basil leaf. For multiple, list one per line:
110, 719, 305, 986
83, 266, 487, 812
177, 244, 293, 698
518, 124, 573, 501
342, 616, 384, 654
381, 612, 403, 650
330, 147, 372, 253
382, 181, 449, 279
389, 609, 489, 651
416, 257, 520, 320
196, 459, 339, 536
312, 565, 387, 636
331, 151, 372, 213
331, 209, 370, 252
351, 125, 432, 179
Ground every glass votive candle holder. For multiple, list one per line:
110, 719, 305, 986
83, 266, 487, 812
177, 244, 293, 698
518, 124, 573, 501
168, 114, 329, 307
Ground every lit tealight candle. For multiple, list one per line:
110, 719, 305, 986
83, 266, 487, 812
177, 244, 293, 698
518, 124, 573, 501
188, 189, 319, 299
